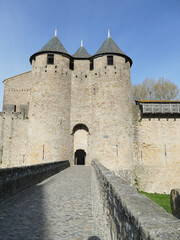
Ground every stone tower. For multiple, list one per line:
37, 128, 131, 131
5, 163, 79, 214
28, 33, 73, 164
2, 31, 180, 193
1, 30, 133, 180
28, 30, 133, 174
88, 31, 133, 177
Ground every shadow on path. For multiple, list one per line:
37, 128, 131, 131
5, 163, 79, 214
0, 167, 109, 239
0, 184, 47, 240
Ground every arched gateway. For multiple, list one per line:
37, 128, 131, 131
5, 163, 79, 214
74, 149, 86, 165
72, 124, 89, 165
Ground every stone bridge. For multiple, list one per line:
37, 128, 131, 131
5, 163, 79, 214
0, 161, 180, 240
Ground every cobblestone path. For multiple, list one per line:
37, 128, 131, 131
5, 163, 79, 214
0, 166, 111, 240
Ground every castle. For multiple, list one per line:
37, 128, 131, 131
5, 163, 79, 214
1, 30, 180, 193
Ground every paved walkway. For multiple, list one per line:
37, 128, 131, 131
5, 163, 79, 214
0, 166, 111, 240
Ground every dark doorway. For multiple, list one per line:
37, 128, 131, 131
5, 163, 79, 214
75, 149, 86, 165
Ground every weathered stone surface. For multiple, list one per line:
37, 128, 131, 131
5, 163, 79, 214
171, 188, 180, 219
1, 34, 180, 194
132, 104, 180, 194
1, 50, 134, 181
92, 160, 180, 240
3, 71, 32, 112
0, 160, 70, 202
0, 166, 111, 239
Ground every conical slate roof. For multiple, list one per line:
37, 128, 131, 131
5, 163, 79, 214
30, 35, 69, 63
94, 32, 132, 66
95, 36, 126, 55
73, 46, 91, 58
40, 36, 68, 54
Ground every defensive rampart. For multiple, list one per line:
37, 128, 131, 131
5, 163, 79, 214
92, 160, 180, 239
0, 160, 70, 202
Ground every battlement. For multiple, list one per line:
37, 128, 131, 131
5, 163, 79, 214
1, 104, 29, 119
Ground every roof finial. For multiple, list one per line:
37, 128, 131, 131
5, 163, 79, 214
55, 28, 57, 37
108, 29, 110, 38
81, 39, 83, 47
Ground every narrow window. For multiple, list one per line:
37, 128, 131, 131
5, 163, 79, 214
69, 59, 74, 70
107, 56, 113, 65
90, 59, 94, 70
47, 54, 54, 65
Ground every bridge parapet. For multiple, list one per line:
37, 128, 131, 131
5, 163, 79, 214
92, 160, 180, 240
0, 160, 70, 202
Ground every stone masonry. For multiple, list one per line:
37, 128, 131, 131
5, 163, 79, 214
92, 160, 180, 240
132, 103, 180, 193
0, 166, 111, 240
0, 32, 133, 176
1, 162, 180, 240
0, 31, 180, 193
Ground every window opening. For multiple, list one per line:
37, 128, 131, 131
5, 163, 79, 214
69, 59, 74, 70
90, 59, 94, 70
107, 55, 113, 65
47, 54, 54, 65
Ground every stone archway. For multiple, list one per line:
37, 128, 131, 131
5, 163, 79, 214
75, 149, 86, 165
72, 124, 89, 165
72, 124, 89, 135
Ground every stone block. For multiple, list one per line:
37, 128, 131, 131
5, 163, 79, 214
170, 188, 180, 219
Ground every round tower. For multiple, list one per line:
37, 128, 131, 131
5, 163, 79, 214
27, 31, 73, 164
90, 31, 133, 180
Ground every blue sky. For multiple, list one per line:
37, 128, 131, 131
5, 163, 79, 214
0, 0, 180, 110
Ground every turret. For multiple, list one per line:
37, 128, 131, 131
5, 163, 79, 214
30, 28, 69, 59
94, 29, 132, 64
27, 30, 73, 164
89, 30, 133, 181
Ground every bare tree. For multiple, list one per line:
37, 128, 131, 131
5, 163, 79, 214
132, 77, 179, 100
154, 77, 179, 100
131, 84, 148, 100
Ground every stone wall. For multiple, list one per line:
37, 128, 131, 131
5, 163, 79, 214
3, 71, 32, 112
92, 160, 180, 240
133, 104, 180, 193
0, 160, 70, 202
0, 111, 28, 168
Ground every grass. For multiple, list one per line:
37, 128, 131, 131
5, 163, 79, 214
140, 191, 172, 214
